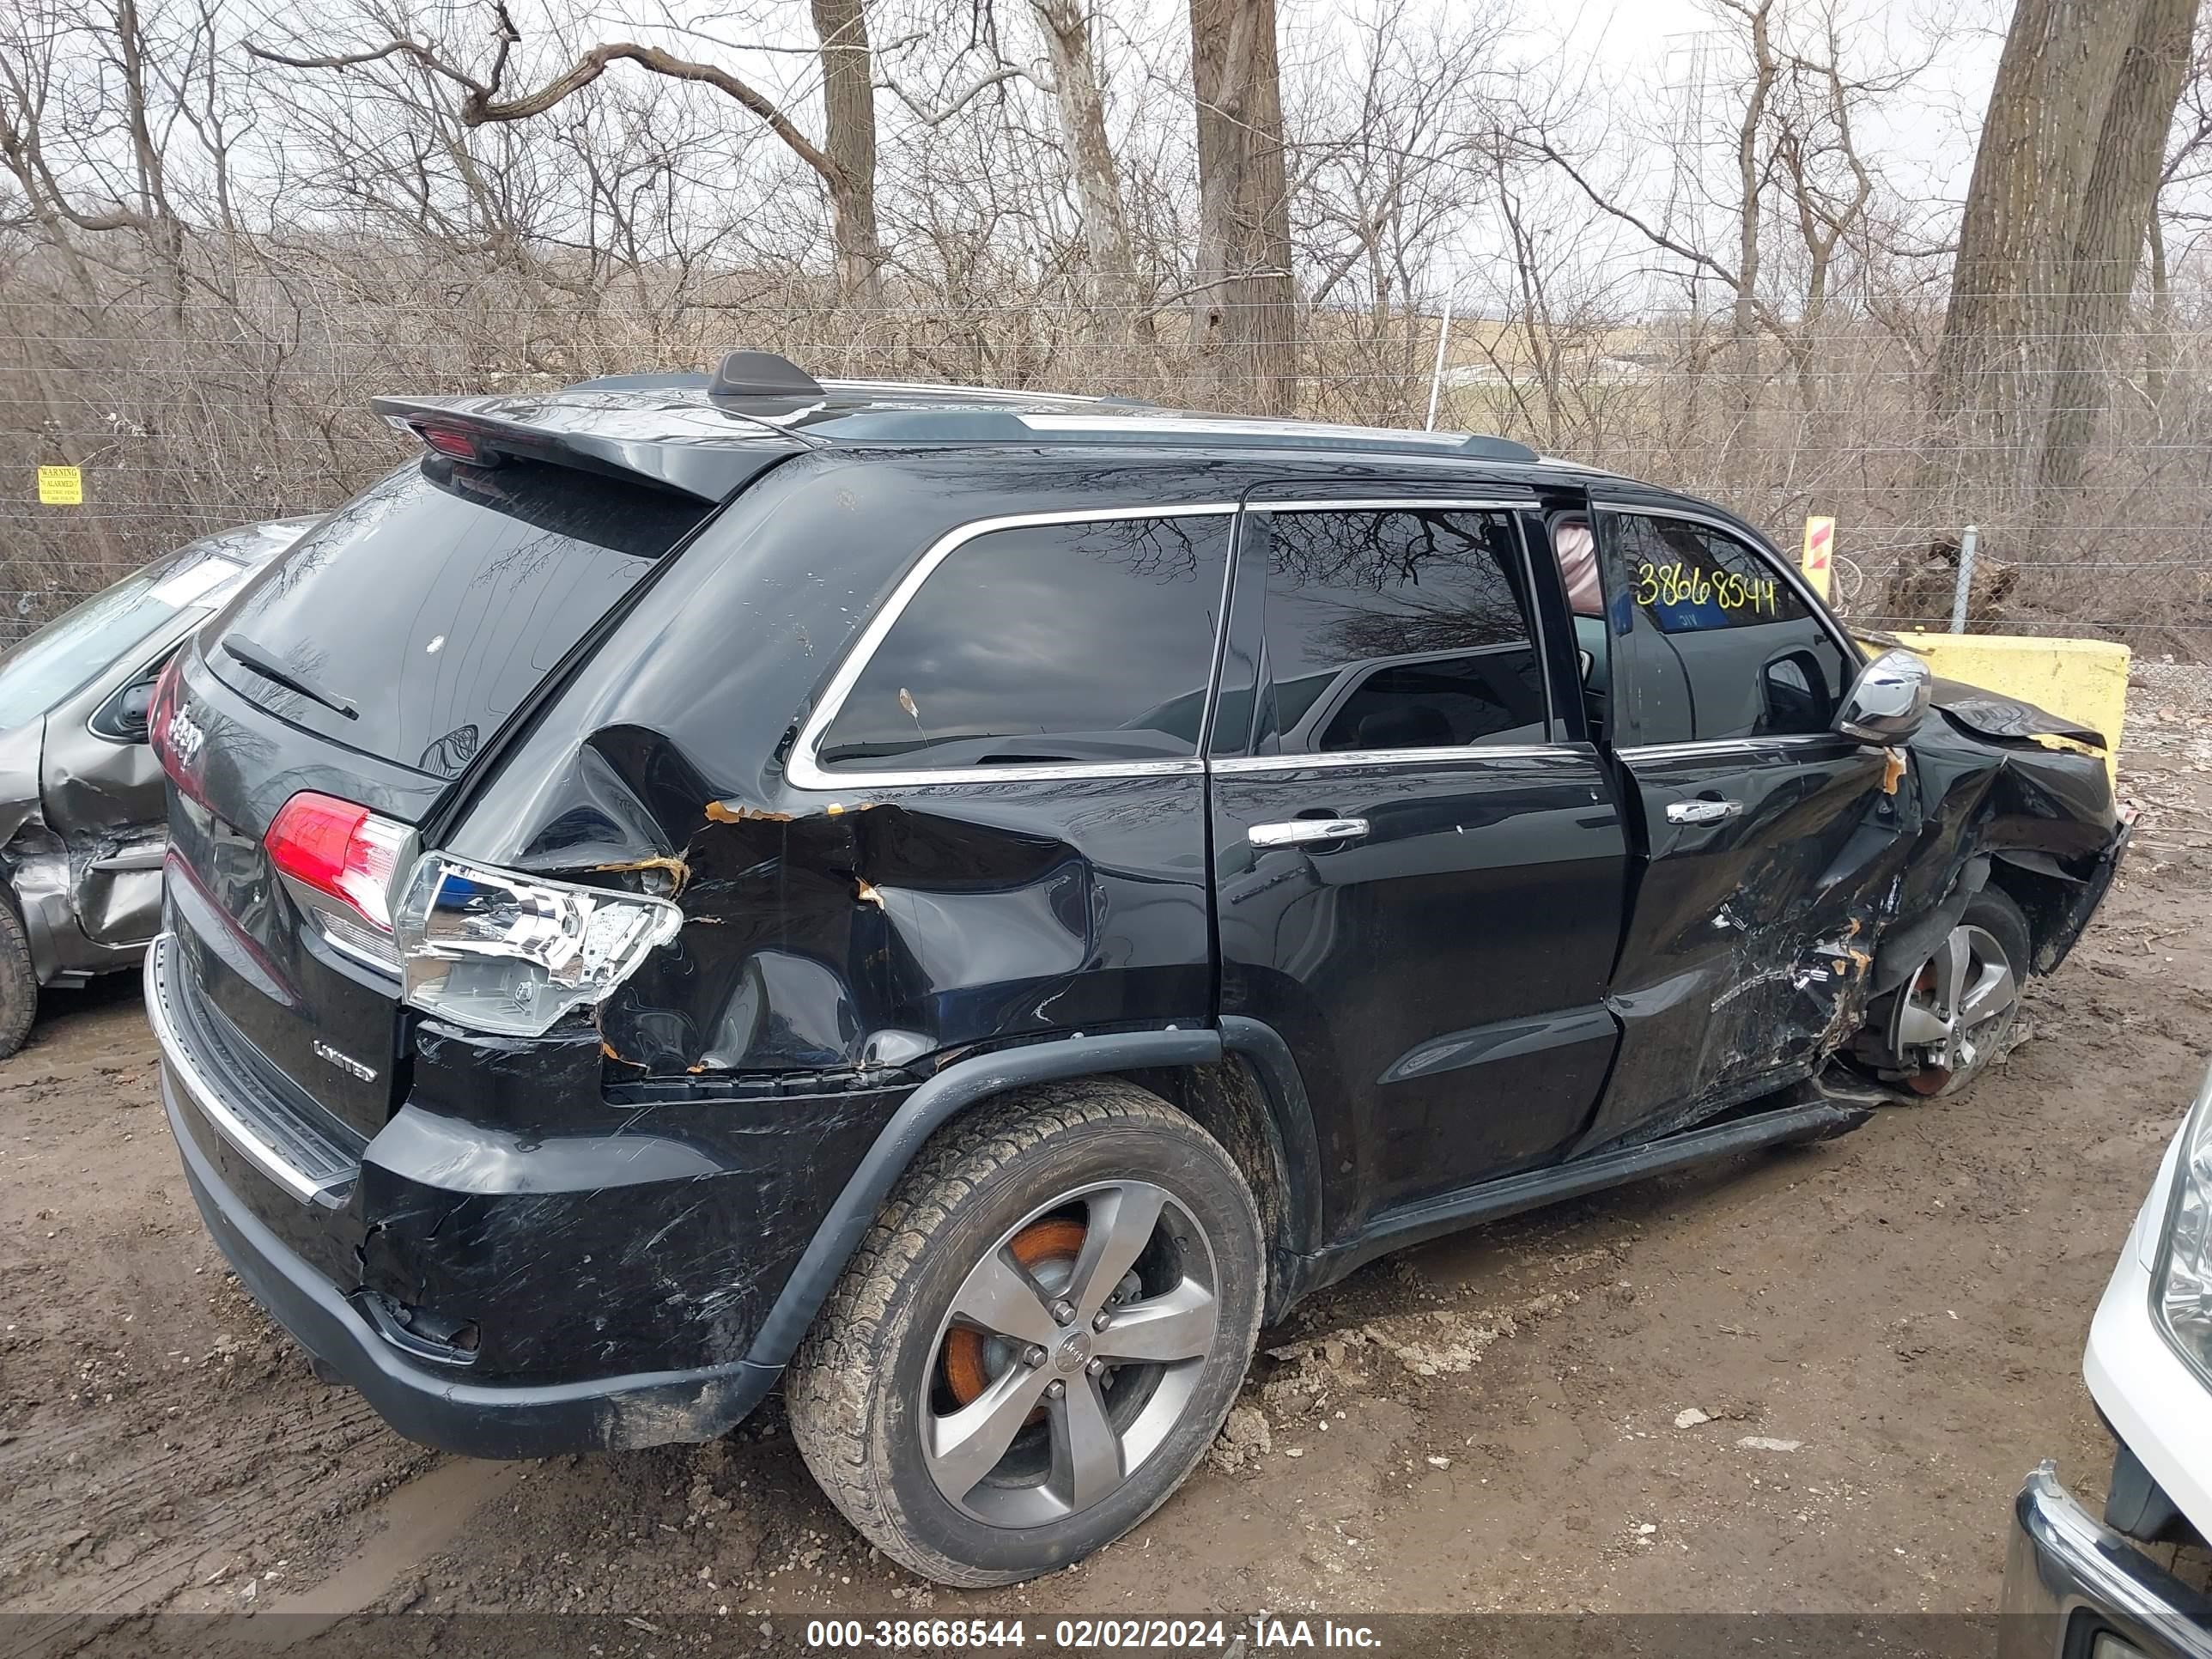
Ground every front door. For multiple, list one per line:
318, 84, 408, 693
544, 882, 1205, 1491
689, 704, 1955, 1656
1577, 503, 1911, 1150
1209, 495, 1629, 1237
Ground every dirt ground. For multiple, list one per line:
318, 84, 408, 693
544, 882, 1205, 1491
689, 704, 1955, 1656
4, 665, 2210, 1636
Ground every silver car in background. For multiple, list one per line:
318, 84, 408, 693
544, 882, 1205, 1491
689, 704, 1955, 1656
0, 518, 312, 1056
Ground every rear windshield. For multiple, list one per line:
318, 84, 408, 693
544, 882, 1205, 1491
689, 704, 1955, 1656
207, 458, 707, 777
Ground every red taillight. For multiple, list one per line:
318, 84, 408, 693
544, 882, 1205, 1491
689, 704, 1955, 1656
265, 792, 410, 933
411, 422, 500, 467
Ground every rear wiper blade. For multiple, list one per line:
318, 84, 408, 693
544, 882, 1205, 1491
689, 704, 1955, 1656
222, 635, 358, 720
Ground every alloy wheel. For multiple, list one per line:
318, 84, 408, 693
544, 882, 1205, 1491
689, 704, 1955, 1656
921, 1180, 1221, 1528
1887, 921, 2019, 1093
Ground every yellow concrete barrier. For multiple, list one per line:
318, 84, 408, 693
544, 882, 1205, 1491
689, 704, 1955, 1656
1871, 630, 2130, 791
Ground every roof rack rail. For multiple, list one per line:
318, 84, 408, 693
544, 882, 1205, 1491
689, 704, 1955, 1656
708, 350, 824, 400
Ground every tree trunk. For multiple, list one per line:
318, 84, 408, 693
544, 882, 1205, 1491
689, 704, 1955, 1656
1189, 0, 1296, 415
1727, 1, 1774, 456
2033, 0, 2195, 518
2147, 208, 2172, 411
810, 0, 882, 299
1931, 0, 2143, 489
1031, 0, 1152, 345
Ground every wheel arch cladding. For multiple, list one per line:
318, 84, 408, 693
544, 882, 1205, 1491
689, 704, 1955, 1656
739, 1028, 1231, 1372
1115, 1052, 1316, 1320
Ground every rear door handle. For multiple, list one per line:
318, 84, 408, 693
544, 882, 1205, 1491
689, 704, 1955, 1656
1248, 817, 1369, 848
1666, 799, 1742, 824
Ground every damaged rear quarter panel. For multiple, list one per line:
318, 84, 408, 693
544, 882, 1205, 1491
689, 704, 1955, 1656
347, 1023, 913, 1381
445, 452, 1222, 1079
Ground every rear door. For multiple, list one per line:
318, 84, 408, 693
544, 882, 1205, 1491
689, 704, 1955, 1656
161, 454, 712, 1139
1577, 503, 1899, 1149
1210, 491, 1629, 1233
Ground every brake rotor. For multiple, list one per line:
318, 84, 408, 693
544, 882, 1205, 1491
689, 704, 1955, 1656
943, 1217, 1088, 1406
1902, 962, 1953, 1095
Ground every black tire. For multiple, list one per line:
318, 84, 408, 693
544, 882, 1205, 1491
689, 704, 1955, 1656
0, 894, 37, 1061
785, 1079, 1264, 1587
1863, 884, 2031, 1098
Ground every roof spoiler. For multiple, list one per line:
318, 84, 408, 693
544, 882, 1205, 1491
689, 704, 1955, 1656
370, 393, 804, 503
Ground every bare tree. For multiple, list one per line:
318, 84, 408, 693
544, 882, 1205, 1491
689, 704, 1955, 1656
250, 0, 885, 296
1528, 0, 1905, 444
2147, 10, 2212, 407
1028, 0, 1152, 341
2032, 0, 2197, 513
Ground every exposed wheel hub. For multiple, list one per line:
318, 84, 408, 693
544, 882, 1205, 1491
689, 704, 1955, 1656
941, 1217, 1085, 1406
1054, 1332, 1093, 1374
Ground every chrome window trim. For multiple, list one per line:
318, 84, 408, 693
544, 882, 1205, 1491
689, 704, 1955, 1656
1212, 742, 1584, 775
787, 504, 1240, 792
1614, 733, 1849, 763
1243, 495, 1540, 513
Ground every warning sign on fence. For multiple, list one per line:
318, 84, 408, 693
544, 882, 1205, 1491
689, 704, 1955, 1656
1801, 516, 1834, 601
36, 465, 82, 506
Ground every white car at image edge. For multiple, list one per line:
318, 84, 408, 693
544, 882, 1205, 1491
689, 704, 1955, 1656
2004, 1063, 2212, 1658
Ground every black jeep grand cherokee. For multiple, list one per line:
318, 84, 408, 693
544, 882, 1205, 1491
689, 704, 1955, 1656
148, 352, 2128, 1584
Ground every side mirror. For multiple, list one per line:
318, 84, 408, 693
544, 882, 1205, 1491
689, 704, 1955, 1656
90, 663, 164, 742
116, 680, 155, 735
1835, 647, 1930, 745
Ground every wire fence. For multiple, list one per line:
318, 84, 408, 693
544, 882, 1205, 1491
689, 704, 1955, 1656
5, 267, 2210, 659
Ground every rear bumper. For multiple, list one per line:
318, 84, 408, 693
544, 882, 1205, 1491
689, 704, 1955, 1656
161, 1057, 781, 1457
147, 927, 837, 1457
1999, 1464, 2212, 1659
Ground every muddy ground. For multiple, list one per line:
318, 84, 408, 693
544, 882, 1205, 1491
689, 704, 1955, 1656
4, 666, 2209, 1638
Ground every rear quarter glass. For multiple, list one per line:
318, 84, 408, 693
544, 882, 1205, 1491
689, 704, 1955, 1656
205, 458, 708, 780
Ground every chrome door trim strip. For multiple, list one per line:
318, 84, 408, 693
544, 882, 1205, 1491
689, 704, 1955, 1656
1243, 496, 1540, 513
1212, 743, 1588, 775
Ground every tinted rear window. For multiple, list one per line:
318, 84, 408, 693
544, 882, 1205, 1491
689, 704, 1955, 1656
208, 459, 706, 777
817, 514, 1231, 772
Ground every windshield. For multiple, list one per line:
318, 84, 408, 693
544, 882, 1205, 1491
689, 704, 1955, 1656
0, 550, 244, 732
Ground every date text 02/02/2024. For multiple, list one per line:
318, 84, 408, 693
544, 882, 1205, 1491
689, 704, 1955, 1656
800, 1618, 1384, 1650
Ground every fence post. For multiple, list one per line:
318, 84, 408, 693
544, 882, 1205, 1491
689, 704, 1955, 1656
1424, 292, 1455, 431
1949, 524, 1978, 635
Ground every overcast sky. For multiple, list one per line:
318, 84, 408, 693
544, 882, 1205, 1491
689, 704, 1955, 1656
1554, 0, 2011, 204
